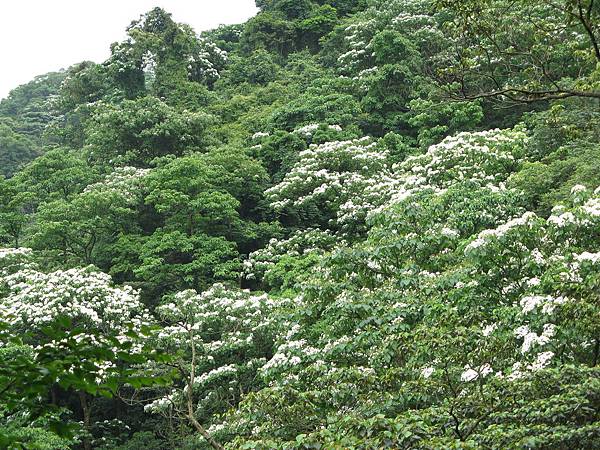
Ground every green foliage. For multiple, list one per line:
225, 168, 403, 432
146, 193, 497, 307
57, 62, 113, 111
438, 0, 600, 102
296, 4, 339, 51
85, 97, 214, 166
0, 177, 30, 247
0, 121, 39, 178
270, 89, 361, 131
509, 99, 600, 215
0, 71, 66, 143
30, 187, 136, 266
111, 432, 164, 450
133, 230, 241, 296
3, 1, 600, 448
13, 147, 96, 204
241, 12, 297, 56
0, 316, 161, 447
223, 50, 281, 86
407, 98, 483, 147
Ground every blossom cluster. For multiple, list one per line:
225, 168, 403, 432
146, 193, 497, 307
266, 137, 390, 230
357, 128, 525, 230
292, 123, 343, 138
146, 284, 284, 417
0, 247, 34, 278
187, 38, 228, 85
0, 261, 152, 383
337, 0, 443, 87
337, 19, 377, 75
258, 180, 600, 416
458, 185, 600, 379
345, 128, 529, 231
389, 128, 526, 203
266, 127, 529, 241
464, 211, 539, 254
251, 131, 270, 140
1, 265, 150, 334
83, 166, 151, 204
243, 229, 338, 283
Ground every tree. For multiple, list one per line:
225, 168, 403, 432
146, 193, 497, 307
0, 177, 30, 247
144, 148, 271, 248
0, 70, 66, 144
265, 136, 392, 232
215, 136, 600, 449
438, 0, 600, 103
243, 228, 338, 291
84, 97, 214, 167
241, 12, 298, 56
107, 7, 229, 98
296, 5, 339, 51
0, 121, 39, 178
187, 38, 229, 89
222, 50, 281, 86
13, 147, 96, 205
0, 249, 161, 449
140, 284, 282, 449
29, 167, 147, 267
131, 230, 241, 297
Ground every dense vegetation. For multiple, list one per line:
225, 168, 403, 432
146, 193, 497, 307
1, 0, 599, 448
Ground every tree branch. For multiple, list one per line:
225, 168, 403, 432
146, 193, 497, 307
448, 86, 600, 103
186, 329, 224, 450
576, 0, 600, 61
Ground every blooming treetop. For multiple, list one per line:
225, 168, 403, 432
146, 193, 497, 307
243, 228, 339, 284
144, 283, 287, 433
83, 166, 151, 204
266, 137, 391, 231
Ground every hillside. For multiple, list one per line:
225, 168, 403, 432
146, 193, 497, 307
1, 1, 599, 448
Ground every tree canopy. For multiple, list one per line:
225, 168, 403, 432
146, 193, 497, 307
1, 2, 599, 448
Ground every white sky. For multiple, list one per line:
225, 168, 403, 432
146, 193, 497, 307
0, 0, 258, 100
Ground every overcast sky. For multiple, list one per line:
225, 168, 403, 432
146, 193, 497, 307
0, 0, 258, 100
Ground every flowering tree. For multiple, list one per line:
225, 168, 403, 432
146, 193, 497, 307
266, 137, 391, 232
141, 284, 284, 449
334, 0, 484, 136
187, 38, 228, 88
266, 127, 528, 238
3, 1, 600, 448
384, 127, 527, 203
211, 128, 600, 448
0, 250, 157, 449
243, 228, 339, 291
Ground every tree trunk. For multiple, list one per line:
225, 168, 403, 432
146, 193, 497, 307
51, 384, 58, 405
79, 391, 92, 450
187, 331, 224, 450
186, 409, 224, 450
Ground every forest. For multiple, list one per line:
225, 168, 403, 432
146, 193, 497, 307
0, 0, 599, 448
